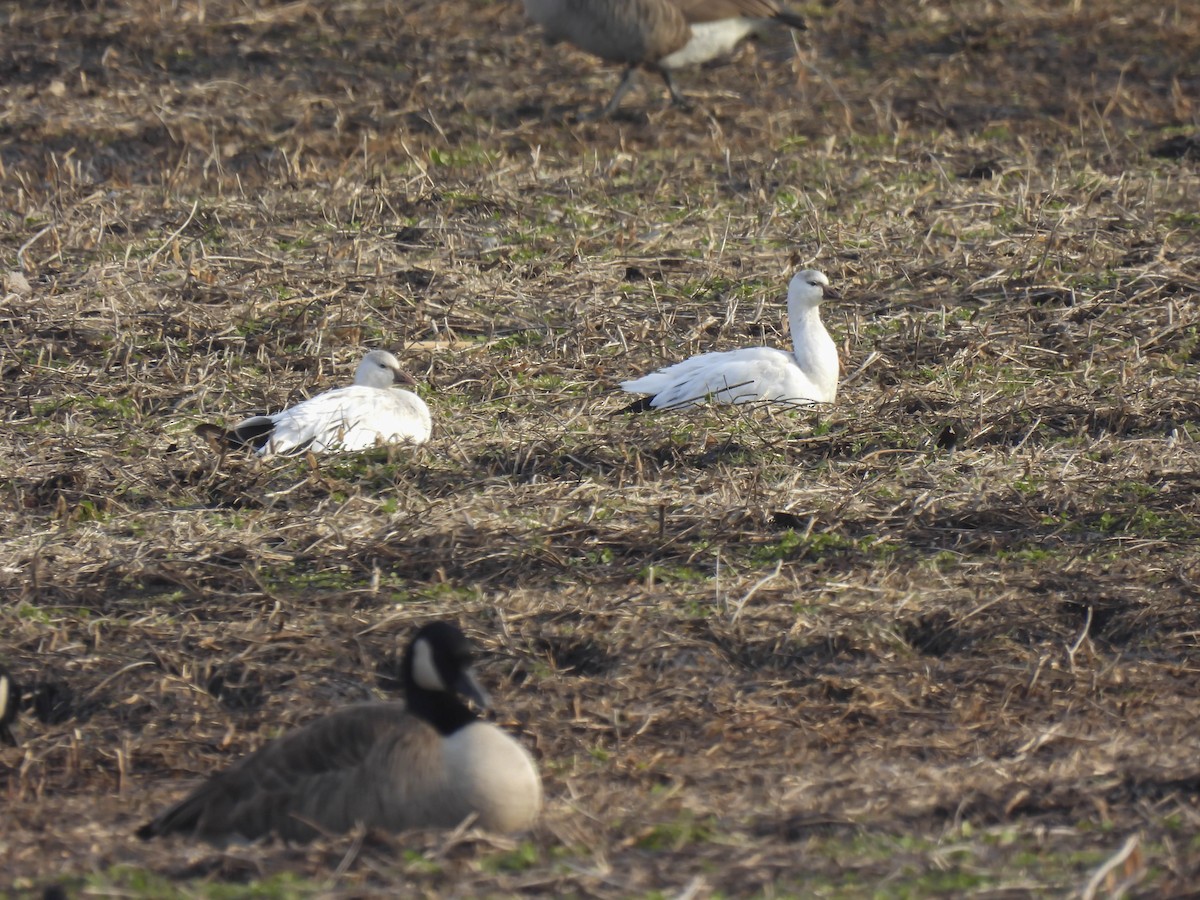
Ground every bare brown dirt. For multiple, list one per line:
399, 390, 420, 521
2, 0, 1199, 896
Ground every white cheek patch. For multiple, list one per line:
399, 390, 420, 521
0, 675, 9, 716
411, 639, 447, 692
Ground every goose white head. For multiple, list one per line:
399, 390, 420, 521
353, 350, 412, 389
787, 269, 839, 309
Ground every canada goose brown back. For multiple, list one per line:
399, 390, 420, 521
136, 622, 541, 844
674, 0, 805, 28
523, 0, 806, 115
527, 0, 690, 66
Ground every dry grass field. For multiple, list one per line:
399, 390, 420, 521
2, 0, 1199, 896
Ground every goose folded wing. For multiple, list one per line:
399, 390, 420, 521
238, 704, 441, 840
269, 386, 430, 454
140, 703, 414, 843
626, 347, 802, 407
543, 0, 688, 62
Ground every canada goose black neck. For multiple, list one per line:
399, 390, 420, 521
403, 622, 483, 737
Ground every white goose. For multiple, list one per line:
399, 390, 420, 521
202, 350, 432, 456
620, 269, 840, 409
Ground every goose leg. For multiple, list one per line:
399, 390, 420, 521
658, 68, 691, 111
598, 65, 639, 118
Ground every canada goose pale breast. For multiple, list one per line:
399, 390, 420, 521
137, 622, 541, 844
201, 349, 432, 457
621, 269, 839, 409
522, 0, 806, 114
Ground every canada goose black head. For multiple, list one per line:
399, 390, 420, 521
404, 621, 489, 733
0, 667, 18, 747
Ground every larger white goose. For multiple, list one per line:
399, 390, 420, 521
201, 350, 432, 456
136, 621, 543, 845
621, 269, 840, 410
522, 0, 807, 116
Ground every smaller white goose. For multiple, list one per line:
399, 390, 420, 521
620, 269, 840, 410
200, 350, 432, 456
136, 621, 543, 845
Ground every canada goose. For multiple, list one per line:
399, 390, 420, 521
197, 350, 432, 456
0, 667, 18, 746
621, 269, 839, 409
522, 0, 807, 116
136, 622, 542, 844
